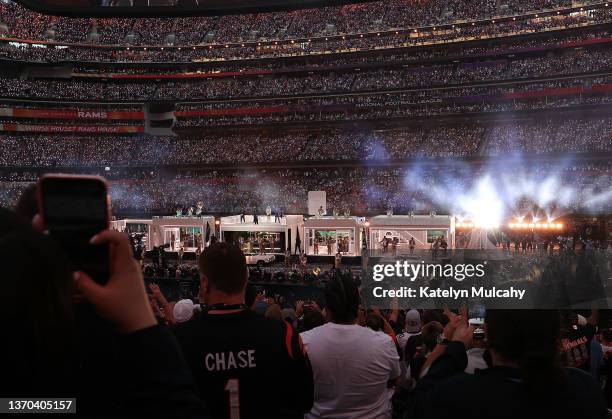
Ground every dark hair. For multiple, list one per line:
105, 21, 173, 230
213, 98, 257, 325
0, 207, 30, 236
324, 275, 360, 324
421, 321, 443, 352
0, 210, 75, 394
485, 310, 565, 395
365, 313, 385, 332
244, 283, 257, 308
422, 309, 447, 327
299, 308, 325, 333
14, 183, 39, 221
198, 242, 247, 295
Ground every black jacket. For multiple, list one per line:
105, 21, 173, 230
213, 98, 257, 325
410, 342, 607, 419
112, 324, 209, 418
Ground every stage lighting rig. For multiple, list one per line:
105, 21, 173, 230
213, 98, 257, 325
507, 220, 563, 230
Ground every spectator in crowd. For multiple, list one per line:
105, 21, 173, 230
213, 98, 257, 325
0, 208, 208, 417
410, 309, 607, 419
599, 329, 612, 408
172, 242, 314, 419
465, 325, 488, 374
301, 275, 401, 418
560, 310, 598, 372
408, 321, 443, 381
297, 301, 326, 333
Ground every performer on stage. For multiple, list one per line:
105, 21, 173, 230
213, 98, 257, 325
432, 238, 440, 260
409, 236, 416, 254
317, 206, 325, 217
196, 201, 203, 217
392, 237, 398, 256
266, 205, 272, 221
380, 236, 389, 253
240, 208, 246, 223
253, 209, 259, 225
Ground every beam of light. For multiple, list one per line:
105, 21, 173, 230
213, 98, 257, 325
454, 175, 504, 229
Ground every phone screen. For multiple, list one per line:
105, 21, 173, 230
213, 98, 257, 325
39, 176, 110, 284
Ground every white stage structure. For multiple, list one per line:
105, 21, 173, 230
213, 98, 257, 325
111, 219, 152, 249
219, 214, 303, 254
368, 215, 454, 252
303, 216, 365, 256
150, 216, 216, 252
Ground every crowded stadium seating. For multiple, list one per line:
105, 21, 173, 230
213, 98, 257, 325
2, 2, 612, 418
0, 0, 610, 216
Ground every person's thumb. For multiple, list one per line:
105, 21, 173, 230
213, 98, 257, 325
73, 271, 106, 305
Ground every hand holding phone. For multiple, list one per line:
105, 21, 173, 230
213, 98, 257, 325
73, 230, 157, 333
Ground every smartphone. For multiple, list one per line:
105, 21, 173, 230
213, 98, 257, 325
37, 174, 111, 284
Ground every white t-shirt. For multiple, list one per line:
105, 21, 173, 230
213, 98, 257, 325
301, 323, 401, 419
465, 347, 488, 374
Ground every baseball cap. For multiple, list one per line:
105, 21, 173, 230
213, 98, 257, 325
405, 309, 422, 333
173, 299, 195, 323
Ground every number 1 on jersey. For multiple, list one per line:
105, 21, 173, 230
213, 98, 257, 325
225, 378, 240, 419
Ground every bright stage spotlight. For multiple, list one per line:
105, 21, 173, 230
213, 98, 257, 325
508, 223, 515, 228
